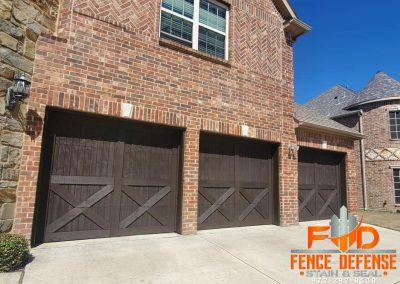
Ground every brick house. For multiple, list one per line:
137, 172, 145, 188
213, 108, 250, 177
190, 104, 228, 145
0, 0, 362, 245
306, 71, 400, 212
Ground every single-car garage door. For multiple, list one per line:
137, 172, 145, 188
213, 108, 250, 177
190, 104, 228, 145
198, 133, 278, 230
298, 147, 346, 222
35, 110, 182, 243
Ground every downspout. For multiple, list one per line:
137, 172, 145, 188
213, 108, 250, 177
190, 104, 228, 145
359, 111, 368, 209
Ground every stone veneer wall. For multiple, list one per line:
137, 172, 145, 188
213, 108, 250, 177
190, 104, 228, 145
0, 0, 58, 232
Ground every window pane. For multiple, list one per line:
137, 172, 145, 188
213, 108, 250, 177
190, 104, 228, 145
199, 0, 226, 32
162, 0, 194, 19
396, 189, 400, 204
198, 26, 225, 58
389, 112, 400, 139
161, 11, 193, 47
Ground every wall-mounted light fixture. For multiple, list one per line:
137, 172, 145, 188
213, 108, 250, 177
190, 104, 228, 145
322, 140, 328, 149
6, 74, 31, 110
288, 143, 299, 160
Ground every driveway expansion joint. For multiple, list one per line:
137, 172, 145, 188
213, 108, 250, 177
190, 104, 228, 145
199, 235, 281, 284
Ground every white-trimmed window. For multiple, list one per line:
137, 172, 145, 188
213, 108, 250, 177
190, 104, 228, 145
389, 110, 400, 139
394, 168, 400, 204
160, 0, 229, 60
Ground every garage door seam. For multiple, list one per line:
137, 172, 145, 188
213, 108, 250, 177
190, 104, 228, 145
199, 236, 281, 284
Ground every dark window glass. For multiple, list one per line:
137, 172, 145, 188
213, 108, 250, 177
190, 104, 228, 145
160, 11, 193, 47
393, 169, 400, 204
389, 111, 400, 139
199, 0, 226, 32
198, 26, 225, 58
162, 0, 194, 19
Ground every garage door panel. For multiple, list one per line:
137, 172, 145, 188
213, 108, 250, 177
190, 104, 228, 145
119, 186, 172, 229
316, 189, 338, 218
123, 144, 176, 182
298, 148, 345, 222
299, 189, 317, 219
50, 185, 113, 231
316, 164, 337, 186
238, 157, 269, 183
299, 162, 314, 185
41, 112, 181, 243
45, 135, 116, 242
237, 187, 270, 222
198, 187, 235, 227
198, 134, 276, 230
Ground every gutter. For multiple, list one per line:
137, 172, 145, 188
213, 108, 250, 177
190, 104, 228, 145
358, 112, 368, 210
297, 121, 365, 140
330, 110, 362, 119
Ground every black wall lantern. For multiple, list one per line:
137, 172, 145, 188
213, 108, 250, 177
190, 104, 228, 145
6, 74, 31, 110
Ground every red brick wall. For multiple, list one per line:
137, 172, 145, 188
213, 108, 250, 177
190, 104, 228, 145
334, 115, 364, 209
295, 128, 359, 215
13, 0, 300, 239
357, 101, 400, 211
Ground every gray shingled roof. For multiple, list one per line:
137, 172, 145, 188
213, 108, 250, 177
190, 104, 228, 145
304, 85, 358, 117
347, 71, 400, 108
294, 104, 363, 138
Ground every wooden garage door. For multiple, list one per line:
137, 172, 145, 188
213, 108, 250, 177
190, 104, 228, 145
198, 134, 277, 230
298, 148, 346, 222
40, 111, 181, 242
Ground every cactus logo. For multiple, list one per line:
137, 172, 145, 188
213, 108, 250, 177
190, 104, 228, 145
308, 206, 379, 253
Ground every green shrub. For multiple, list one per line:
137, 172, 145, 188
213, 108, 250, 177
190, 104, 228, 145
0, 234, 30, 272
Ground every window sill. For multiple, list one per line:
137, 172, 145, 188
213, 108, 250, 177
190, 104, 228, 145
159, 38, 231, 68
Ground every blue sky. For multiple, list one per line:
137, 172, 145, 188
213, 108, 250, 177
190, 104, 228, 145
291, 0, 400, 104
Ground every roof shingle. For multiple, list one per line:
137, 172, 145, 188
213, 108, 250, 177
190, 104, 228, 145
294, 104, 362, 138
304, 85, 358, 117
347, 71, 400, 107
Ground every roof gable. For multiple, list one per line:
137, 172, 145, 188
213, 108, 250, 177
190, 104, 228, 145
294, 104, 363, 139
305, 85, 358, 117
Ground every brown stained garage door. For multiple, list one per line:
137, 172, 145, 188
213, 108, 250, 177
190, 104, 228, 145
37, 110, 181, 243
198, 133, 278, 230
298, 148, 346, 222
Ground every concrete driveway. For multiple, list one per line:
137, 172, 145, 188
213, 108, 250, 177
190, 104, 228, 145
22, 222, 400, 284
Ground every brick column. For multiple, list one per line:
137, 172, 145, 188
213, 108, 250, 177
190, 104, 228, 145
346, 149, 358, 215
12, 117, 44, 239
279, 142, 299, 226
180, 127, 200, 235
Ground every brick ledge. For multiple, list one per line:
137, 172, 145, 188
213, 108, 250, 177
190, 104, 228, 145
159, 38, 232, 67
